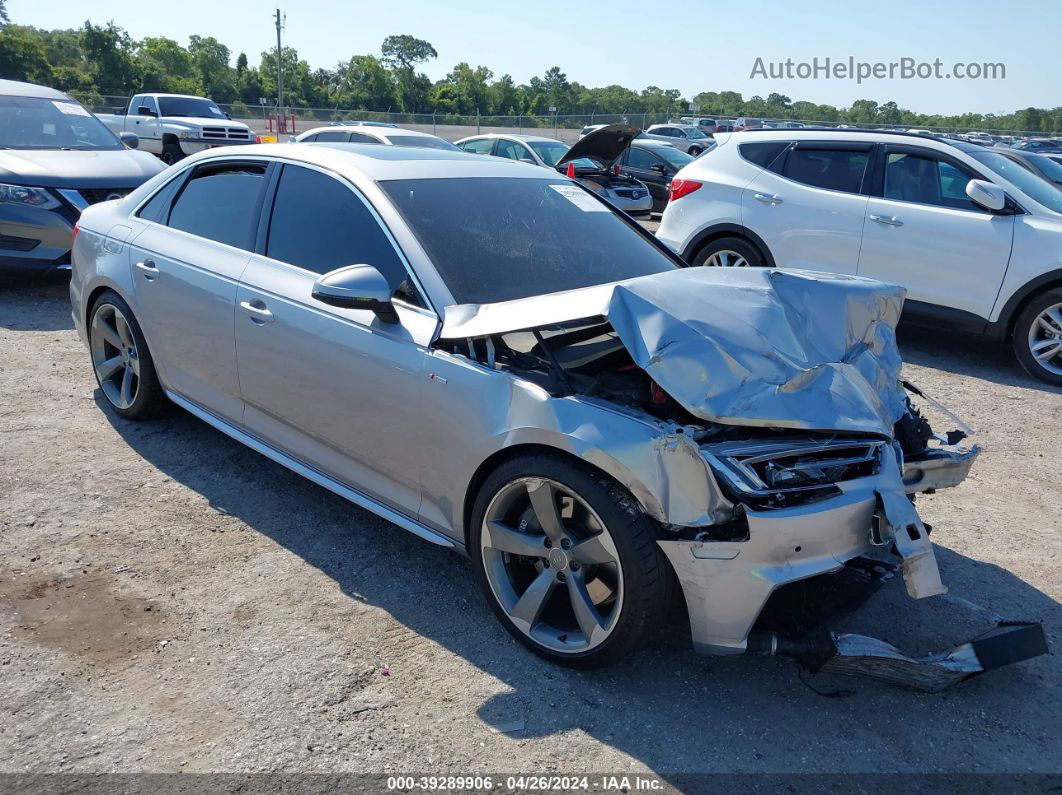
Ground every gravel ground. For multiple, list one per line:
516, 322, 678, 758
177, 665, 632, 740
1, 273, 1060, 782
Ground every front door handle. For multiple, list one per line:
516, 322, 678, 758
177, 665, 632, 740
135, 259, 158, 280
753, 192, 783, 205
870, 214, 904, 227
240, 299, 274, 324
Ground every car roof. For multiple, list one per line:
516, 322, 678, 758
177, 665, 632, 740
0, 79, 71, 100
726, 127, 976, 152
190, 142, 554, 181
631, 139, 677, 148
457, 133, 563, 143
299, 125, 442, 142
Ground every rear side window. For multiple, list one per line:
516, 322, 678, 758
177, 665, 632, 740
784, 148, 869, 193
314, 131, 349, 142
739, 141, 789, 171
266, 164, 412, 295
347, 132, 380, 143
167, 163, 267, 249
136, 175, 183, 223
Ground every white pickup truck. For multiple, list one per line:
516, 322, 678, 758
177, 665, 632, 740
97, 94, 255, 164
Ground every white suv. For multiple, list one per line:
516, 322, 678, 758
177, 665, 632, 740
656, 130, 1062, 384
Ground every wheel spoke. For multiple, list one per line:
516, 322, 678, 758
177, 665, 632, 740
115, 313, 133, 349
527, 480, 568, 543
569, 533, 618, 566
120, 366, 134, 406
1032, 339, 1062, 362
96, 355, 123, 382
485, 520, 547, 559
128, 352, 140, 376
1043, 307, 1062, 332
511, 568, 557, 626
566, 571, 605, 643
94, 314, 123, 349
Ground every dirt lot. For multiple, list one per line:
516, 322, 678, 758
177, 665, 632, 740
1, 274, 1060, 782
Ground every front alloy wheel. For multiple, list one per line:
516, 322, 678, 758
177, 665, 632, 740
480, 477, 624, 654
470, 455, 672, 668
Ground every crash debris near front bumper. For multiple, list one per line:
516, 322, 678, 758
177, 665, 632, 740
436, 267, 1045, 686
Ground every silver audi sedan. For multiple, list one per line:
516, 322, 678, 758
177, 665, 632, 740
69, 143, 990, 674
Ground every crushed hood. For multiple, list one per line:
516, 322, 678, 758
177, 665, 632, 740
556, 123, 640, 170
440, 267, 909, 436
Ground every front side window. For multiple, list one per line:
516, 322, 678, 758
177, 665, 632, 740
495, 139, 536, 162
381, 177, 678, 305
167, 163, 267, 249
527, 140, 570, 167
460, 138, 494, 154
884, 152, 980, 211
266, 165, 413, 301
785, 148, 869, 193
655, 146, 694, 169
627, 147, 659, 170
0, 96, 121, 150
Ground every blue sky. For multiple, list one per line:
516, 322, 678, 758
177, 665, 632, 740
10, 0, 1060, 115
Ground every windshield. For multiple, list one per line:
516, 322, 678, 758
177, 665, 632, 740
653, 146, 695, 168
157, 97, 226, 119
385, 135, 460, 151
1019, 153, 1062, 185
0, 96, 121, 150
969, 150, 1062, 214
381, 177, 677, 304
528, 140, 570, 166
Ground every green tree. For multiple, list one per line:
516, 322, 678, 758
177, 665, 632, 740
380, 34, 436, 71
0, 25, 52, 83
189, 35, 235, 102
80, 21, 139, 93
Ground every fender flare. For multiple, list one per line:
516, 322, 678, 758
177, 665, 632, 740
988, 267, 1062, 340
681, 223, 777, 268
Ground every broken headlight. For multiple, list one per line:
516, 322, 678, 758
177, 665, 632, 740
702, 438, 885, 509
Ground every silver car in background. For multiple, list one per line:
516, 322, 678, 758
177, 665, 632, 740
293, 125, 460, 151
69, 143, 1041, 683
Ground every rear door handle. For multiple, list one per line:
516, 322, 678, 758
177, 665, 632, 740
753, 192, 783, 205
870, 214, 904, 227
240, 299, 274, 323
135, 259, 158, 280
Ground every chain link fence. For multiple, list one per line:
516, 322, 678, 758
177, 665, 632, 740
70, 93, 1050, 143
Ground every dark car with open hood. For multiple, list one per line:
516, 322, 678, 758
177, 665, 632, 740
0, 79, 165, 275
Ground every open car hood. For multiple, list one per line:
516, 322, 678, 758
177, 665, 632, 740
556, 123, 640, 170
439, 268, 909, 436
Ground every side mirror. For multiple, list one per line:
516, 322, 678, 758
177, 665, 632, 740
136, 106, 157, 118
650, 163, 667, 175
311, 264, 398, 323
966, 179, 1006, 212
119, 132, 139, 149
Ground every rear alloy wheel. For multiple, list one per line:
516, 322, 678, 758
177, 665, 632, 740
89, 291, 167, 419
1013, 288, 1062, 385
692, 235, 765, 268
470, 455, 671, 668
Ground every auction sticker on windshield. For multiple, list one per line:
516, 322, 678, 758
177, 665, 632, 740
53, 101, 91, 116
549, 183, 609, 211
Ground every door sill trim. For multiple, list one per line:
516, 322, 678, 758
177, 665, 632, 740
165, 390, 458, 549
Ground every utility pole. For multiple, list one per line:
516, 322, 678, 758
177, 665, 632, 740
274, 8, 284, 134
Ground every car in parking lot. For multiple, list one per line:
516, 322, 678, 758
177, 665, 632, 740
733, 118, 764, 132
677, 117, 719, 134
1012, 138, 1062, 153
455, 126, 653, 218
615, 140, 694, 212
643, 124, 713, 155
70, 142, 991, 673
293, 125, 459, 150
656, 129, 1062, 383
996, 148, 1062, 187
0, 79, 164, 275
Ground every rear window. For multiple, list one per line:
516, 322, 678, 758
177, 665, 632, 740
381, 177, 677, 304
739, 141, 789, 171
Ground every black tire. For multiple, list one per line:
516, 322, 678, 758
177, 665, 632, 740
88, 290, 168, 420
691, 235, 766, 268
1011, 288, 1062, 385
161, 142, 183, 166
469, 453, 672, 668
